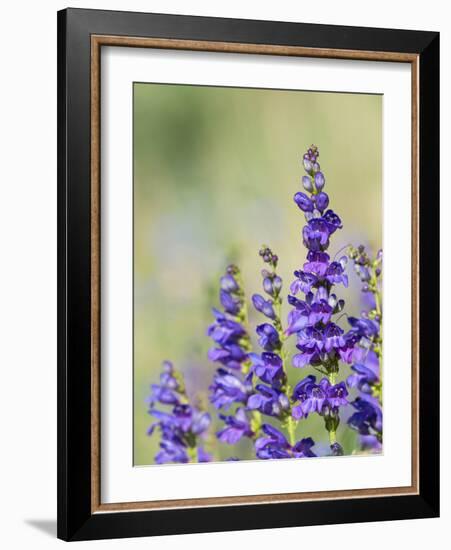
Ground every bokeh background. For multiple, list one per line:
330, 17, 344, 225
133, 83, 382, 465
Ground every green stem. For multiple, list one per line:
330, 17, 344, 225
329, 430, 336, 445
187, 446, 197, 463
287, 416, 296, 446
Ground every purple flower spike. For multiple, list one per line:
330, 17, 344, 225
147, 363, 212, 465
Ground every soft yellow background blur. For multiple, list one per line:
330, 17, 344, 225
134, 83, 382, 465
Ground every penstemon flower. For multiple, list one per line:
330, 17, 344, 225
346, 246, 383, 451
255, 424, 316, 459
207, 265, 259, 445
147, 361, 212, 463
287, 145, 355, 452
147, 145, 383, 463
248, 246, 314, 453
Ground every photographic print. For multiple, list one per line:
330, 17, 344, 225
58, 11, 439, 539
134, 83, 383, 465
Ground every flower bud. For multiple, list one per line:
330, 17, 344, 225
294, 192, 314, 212
315, 191, 329, 212
220, 274, 239, 292
314, 171, 325, 191
302, 176, 313, 192
273, 276, 283, 293
263, 277, 274, 296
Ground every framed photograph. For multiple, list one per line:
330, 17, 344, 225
57, 8, 439, 541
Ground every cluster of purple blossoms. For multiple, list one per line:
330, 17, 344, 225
147, 145, 383, 463
287, 145, 357, 452
346, 245, 383, 451
207, 265, 256, 447
255, 424, 315, 459
147, 361, 212, 463
248, 247, 288, 422
247, 246, 317, 456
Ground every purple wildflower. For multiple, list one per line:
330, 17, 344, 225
147, 363, 212, 464
209, 368, 253, 410
256, 323, 281, 351
346, 246, 383, 451
255, 424, 316, 459
217, 407, 254, 444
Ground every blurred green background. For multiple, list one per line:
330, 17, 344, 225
133, 83, 382, 465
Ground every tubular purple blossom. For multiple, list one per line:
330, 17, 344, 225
147, 362, 212, 464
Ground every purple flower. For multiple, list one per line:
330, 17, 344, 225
347, 363, 379, 394
286, 299, 310, 335
292, 321, 355, 367
197, 447, 213, 462
147, 361, 182, 407
348, 396, 382, 436
294, 192, 314, 212
207, 311, 246, 346
291, 375, 348, 419
293, 437, 316, 458
220, 274, 239, 292
217, 408, 253, 444
209, 368, 253, 410
220, 289, 241, 316
208, 344, 247, 370
252, 294, 276, 320
290, 270, 318, 295
247, 384, 290, 418
348, 316, 379, 339
291, 375, 327, 418
255, 424, 316, 459
360, 435, 382, 452
256, 323, 281, 351
255, 424, 291, 459
249, 352, 285, 387
324, 380, 349, 409
263, 275, 282, 297
292, 326, 323, 367
302, 175, 313, 192
304, 251, 330, 277
155, 439, 188, 464
302, 218, 330, 252
147, 366, 212, 465
323, 323, 346, 353
315, 192, 329, 213
208, 266, 250, 373
330, 442, 344, 456
314, 171, 325, 191
325, 261, 348, 287
323, 209, 342, 233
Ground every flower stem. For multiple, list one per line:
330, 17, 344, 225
187, 446, 197, 463
287, 416, 296, 446
328, 430, 336, 445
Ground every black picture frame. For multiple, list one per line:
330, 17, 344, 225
57, 7, 439, 542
